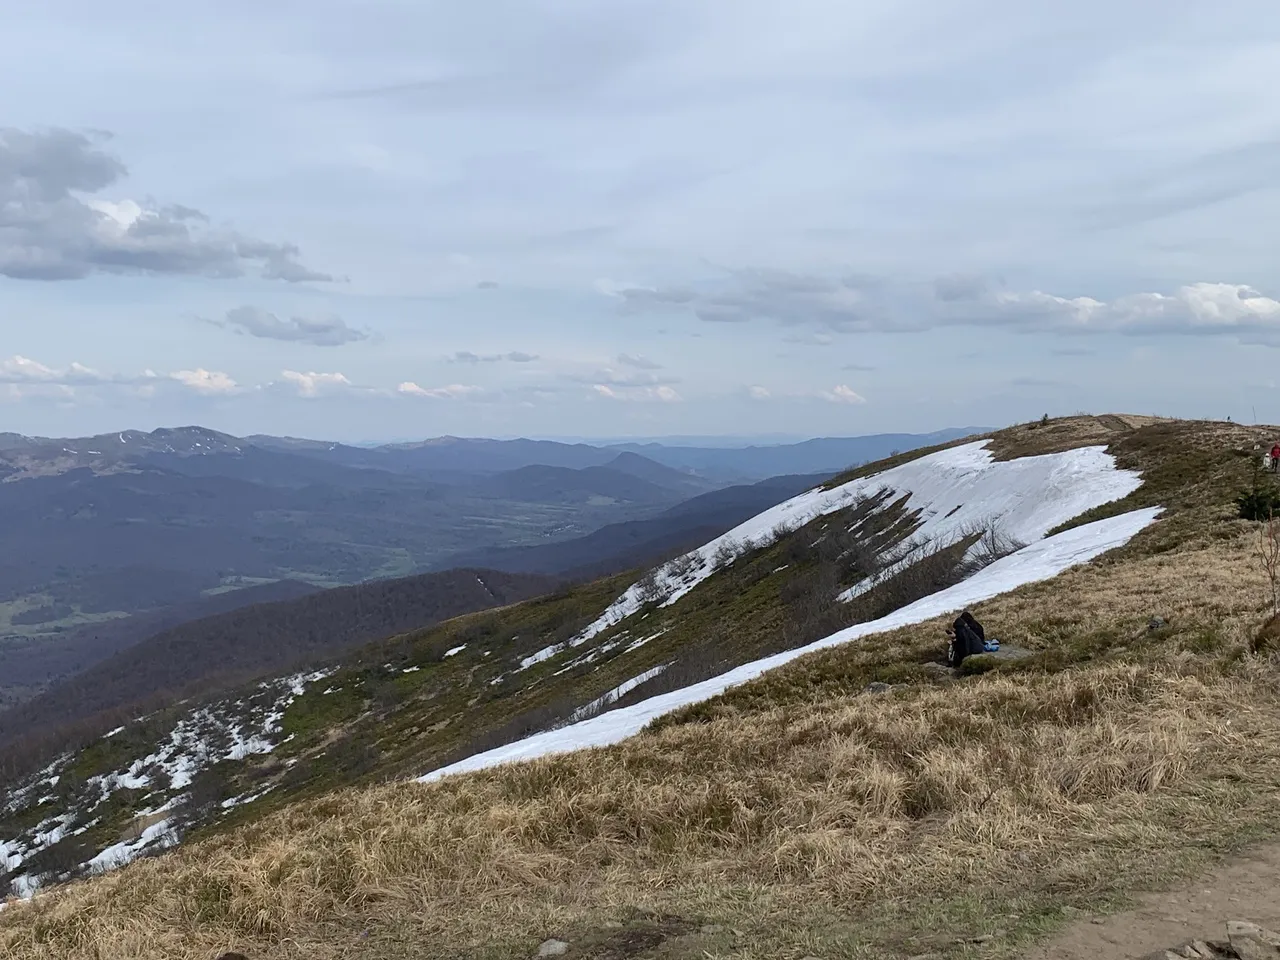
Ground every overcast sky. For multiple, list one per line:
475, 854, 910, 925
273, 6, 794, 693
3, 1, 1280, 442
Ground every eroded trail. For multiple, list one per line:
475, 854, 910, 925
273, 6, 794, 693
1032, 844, 1280, 960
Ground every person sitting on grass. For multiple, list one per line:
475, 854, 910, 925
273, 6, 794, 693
946, 610, 988, 668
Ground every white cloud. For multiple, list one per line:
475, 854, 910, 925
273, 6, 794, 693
170, 369, 238, 395
204, 306, 369, 346
0, 356, 59, 383
617, 353, 663, 370
0, 127, 332, 282
280, 370, 353, 397
450, 351, 539, 364
748, 385, 771, 399
592, 383, 681, 403
823, 385, 866, 404
397, 381, 483, 399
0, 356, 111, 385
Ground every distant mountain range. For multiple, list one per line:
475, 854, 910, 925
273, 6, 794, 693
0, 423, 978, 713
244, 428, 981, 483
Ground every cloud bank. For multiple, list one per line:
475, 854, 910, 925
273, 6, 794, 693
605, 272, 1280, 344
206, 307, 369, 346
0, 127, 332, 282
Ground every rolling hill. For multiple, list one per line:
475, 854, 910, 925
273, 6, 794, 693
0, 567, 559, 781
0, 579, 320, 711
11, 415, 1270, 960
439, 473, 832, 577
0, 427, 960, 709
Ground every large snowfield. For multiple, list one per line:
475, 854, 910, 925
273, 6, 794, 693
553, 441, 1144, 655
420, 442, 1157, 783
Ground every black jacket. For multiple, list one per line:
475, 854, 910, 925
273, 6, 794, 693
950, 616, 985, 666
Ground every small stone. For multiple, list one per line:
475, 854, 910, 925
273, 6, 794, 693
538, 939, 570, 957
865, 682, 892, 694
602, 921, 624, 930
1149, 616, 1168, 631
700, 924, 726, 935
1227, 921, 1280, 960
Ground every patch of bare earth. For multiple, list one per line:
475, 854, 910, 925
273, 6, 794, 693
1029, 844, 1280, 960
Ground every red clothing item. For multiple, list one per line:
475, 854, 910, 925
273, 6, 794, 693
1271, 445, 1280, 459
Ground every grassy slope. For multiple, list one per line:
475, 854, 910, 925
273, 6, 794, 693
6, 416, 1280, 960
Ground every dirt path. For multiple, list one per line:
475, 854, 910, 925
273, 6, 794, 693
1030, 844, 1280, 960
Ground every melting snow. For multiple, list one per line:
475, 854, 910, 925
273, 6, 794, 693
569, 664, 670, 723
568, 442, 1141, 650
444, 644, 467, 658
624, 630, 667, 654
87, 819, 178, 874
2, 668, 334, 901
520, 644, 563, 670
420, 506, 1159, 783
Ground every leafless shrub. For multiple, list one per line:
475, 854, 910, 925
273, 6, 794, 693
667, 553, 701, 580
635, 569, 664, 604
962, 517, 1027, 569
712, 539, 739, 570
1258, 510, 1280, 614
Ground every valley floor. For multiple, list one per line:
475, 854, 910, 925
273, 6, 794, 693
4, 418, 1280, 960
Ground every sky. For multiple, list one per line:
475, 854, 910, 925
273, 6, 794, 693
3, 0, 1280, 443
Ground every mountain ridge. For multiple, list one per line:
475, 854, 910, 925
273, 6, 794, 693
4, 414, 1216, 933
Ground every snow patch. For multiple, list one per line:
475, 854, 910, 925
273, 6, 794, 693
569, 664, 670, 723
444, 644, 466, 658
87, 819, 178, 874
624, 630, 667, 654
571, 442, 1141, 646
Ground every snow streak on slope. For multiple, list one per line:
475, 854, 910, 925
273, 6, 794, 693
547, 442, 1142, 664
419, 506, 1160, 783
2, 668, 332, 902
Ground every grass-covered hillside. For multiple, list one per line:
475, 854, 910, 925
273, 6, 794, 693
5, 415, 1280, 960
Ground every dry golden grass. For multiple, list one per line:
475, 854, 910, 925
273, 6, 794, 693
6, 418, 1280, 960
4, 517, 1280, 960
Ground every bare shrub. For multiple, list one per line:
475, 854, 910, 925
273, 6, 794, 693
1257, 510, 1280, 614
712, 539, 739, 570
962, 518, 1027, 569
667, 553, 701, 580
180, 764, 236, 822
635, 569, 664, 604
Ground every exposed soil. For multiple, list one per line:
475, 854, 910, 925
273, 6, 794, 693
1031, 844, 1280, 960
